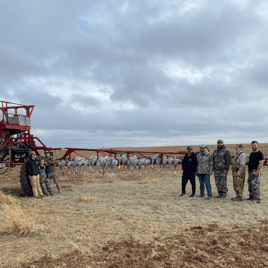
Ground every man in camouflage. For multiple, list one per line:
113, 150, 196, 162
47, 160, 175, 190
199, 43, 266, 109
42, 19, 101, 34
231, 144, 246, 201
39, 158, 53, 196
213, 139, 231, 198
247, 141, 264, 203
45, 150, 62, 194
196, 144, 213, 199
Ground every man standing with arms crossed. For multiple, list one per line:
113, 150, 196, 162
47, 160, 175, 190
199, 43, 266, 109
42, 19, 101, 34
231, 144, 246, 201
213, 139, 231, 198
196, 144, 213, 200
247, 141, 263, 203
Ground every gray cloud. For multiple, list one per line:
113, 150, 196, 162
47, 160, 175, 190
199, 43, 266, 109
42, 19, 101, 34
0, 0, 268, 148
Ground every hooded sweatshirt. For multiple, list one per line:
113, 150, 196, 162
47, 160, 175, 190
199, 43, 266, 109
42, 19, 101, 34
213, 145, 231, 171
182, 152, 197, 173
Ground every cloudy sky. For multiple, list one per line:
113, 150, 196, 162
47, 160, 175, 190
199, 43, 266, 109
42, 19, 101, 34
1, 0, 268, 149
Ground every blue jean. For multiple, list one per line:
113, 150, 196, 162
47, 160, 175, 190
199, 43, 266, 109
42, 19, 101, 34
198, 174, 212, 197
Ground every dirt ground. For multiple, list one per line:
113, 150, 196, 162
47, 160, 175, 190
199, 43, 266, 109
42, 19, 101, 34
1, 144, 268, 267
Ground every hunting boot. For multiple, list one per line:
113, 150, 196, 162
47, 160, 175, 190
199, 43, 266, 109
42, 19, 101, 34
231, 196, 242, 201
214, 194, 222, 198
246, 196, 253, 200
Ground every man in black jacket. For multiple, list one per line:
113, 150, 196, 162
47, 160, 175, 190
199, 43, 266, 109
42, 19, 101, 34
180, 146, 197, 197
26, 151, 44, 198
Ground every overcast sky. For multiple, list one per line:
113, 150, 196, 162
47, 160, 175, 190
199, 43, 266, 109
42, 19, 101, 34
0, 0, 268, 149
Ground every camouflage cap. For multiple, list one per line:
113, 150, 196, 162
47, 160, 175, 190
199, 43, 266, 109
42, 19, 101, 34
200, 144, 206, 148
234, 144, 243, 148
30, 151, 36, 156
187, 146, 193, 150
44, 150, 50, 154
217, 139, 224, 143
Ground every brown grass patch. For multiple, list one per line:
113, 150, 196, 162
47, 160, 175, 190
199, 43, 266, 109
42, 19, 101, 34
1, 204, 38, 236
0, 191, 19, 204
77, 194, 98, 202
138, 176, 158, 184
64, 185, 75, 191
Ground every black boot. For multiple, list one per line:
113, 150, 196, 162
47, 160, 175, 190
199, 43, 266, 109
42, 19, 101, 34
231, 196, 242, 201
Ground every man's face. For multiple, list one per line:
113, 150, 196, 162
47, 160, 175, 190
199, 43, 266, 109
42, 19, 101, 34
251, 143, 258, 152
187, 149, 192, 155
200, 147, 206, 153
235, 147, 242, 152
31, 154, 36, 159
217, 142, 223, 148
45, 153, 50, 157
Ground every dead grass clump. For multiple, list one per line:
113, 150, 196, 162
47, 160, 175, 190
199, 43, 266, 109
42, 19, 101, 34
65, 185, 75, 191
77, 194, 98, 202
1, 204, 37, 236
0, 191, 19, 204
139, 176, 158, 184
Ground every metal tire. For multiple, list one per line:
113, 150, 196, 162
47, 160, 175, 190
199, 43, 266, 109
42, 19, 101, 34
19, 161, 33, 196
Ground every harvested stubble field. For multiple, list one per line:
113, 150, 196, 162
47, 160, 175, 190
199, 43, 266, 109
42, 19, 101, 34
1, 144, 268, 267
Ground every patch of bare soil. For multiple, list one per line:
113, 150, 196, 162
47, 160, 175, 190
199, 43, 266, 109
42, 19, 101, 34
9, 221, 268, 268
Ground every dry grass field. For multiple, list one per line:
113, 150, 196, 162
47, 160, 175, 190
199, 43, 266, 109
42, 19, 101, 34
1, 144, 268, 267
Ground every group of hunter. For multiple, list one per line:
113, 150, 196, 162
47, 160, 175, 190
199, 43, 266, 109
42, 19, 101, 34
180, 140, 263, 203
25, 141, 263, 203
26, 150, 61, 198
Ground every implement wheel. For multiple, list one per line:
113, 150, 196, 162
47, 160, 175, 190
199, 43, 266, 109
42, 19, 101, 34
19, 161, 33, 196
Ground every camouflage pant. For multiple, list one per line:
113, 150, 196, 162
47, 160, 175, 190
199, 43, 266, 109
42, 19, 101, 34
232, 163, 245, 197
39, 172, 52, 195
248, 170, 261, 200
47, 171, 61, 192
214, 170, 228, 194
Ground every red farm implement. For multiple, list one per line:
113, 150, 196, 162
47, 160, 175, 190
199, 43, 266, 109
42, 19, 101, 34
0, 100, 61, 172
61, 147, 187, 164
0, 100, 62, 196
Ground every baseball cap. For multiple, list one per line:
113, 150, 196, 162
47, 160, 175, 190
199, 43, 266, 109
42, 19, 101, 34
200, 144, 206, 148
217, 139, 224, 143
44, 150, 50, 154
234, 144, 243, 148
30, 151, 36, 156
187, 146, 193, 150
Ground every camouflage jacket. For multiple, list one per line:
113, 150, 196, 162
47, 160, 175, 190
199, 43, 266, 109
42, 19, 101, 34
196, 151, 213, 175
45, 156, 57, 173
213, 145, 231, 171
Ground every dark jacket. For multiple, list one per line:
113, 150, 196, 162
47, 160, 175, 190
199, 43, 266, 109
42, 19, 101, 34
182, 152, 197, 173
45, 156, 57, 173
213, 145, 231, 171
26, 158, 40, 176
